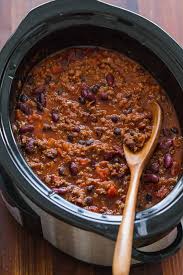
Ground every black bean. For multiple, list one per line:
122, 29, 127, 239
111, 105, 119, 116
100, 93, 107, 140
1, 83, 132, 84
25, 138, 35, 153
37, 102, 44, 112
86, 139, 94, 146
111, 115, 119, 123
51, 111, 59, 123
84, 196, 93, 206
91, 84, 100, 94
67, 134, 74, 143
114, 128, 121, 135
106, 73, 114, 86
143, 174, 159, 183
145, 193, 152, 202
19, 94, 28, 103
171, 127, 179, 134
58, 166, 65, 176
164, 154, 173, 169
86, 185, 94, 192
78, 96, 86, 105
78, 140, 86, 145
17, 102, 32, 115
149, 162, 159, 173
69, 162, 78, 176
19, 124, 34, 134
100, 92, 108, 101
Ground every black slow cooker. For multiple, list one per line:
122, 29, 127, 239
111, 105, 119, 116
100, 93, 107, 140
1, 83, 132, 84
0, 0, 183, 266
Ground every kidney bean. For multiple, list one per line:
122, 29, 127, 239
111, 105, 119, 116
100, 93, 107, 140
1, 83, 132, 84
84, 196, 93, 206
143, 174, 159, 183
159, 139, 173, 150
149, 162, 159, 173
86, 185, 94, 192
164, 154, 173, 169
111, 115, 119, 123
53, 187, 68, 195
19, 94, 28, 102
36, 92, 46, 107
171, 161, 180, 176
171, 127, 179, 134
58, 166, 65, 176
78, 96, 86, 105
69, 162, 78, 176
114, 128, 121, 135
100, 92, 108, 101
25, 138, 35, 153
51, 111, 59, 123
19, 124, 34, 134
106, 73, 114, 86
17, 102, 32, 115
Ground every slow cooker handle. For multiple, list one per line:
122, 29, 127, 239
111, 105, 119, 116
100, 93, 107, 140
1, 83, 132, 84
132, 223, 183, 263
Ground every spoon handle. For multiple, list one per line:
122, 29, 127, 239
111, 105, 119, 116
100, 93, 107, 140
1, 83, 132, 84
113, 167, 142, 275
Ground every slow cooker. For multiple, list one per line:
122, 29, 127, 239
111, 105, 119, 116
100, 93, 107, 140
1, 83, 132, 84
0, 0, 183, 266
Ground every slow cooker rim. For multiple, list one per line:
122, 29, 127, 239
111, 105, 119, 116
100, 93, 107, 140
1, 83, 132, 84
1, 0, 183, 241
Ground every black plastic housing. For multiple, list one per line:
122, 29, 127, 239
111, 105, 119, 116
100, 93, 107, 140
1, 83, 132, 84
0, 0, 183, 262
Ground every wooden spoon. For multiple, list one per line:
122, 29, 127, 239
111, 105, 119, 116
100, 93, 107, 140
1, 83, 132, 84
113, 101, 162, 275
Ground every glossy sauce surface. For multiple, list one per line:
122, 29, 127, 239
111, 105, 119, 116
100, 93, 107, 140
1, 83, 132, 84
13, 47, 183, 214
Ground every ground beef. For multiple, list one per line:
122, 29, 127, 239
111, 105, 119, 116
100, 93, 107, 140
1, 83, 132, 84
12, 47, 183, 215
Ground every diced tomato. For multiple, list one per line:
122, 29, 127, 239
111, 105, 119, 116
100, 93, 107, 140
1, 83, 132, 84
57, 147, 62, 156
96, 166, 109, 180
155, 186, 169, 199
78, 158, 89, 166
107, 185, 117, 198
52, 64, 62, 74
